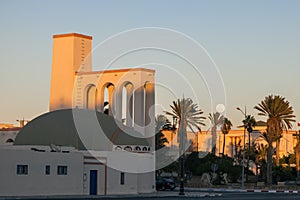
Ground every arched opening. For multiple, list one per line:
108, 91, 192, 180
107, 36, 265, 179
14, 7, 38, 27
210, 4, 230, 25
85, 84, 98, 110
145, 82, 155, 127
6, 138, 14, 143
121, 82, 134, 127
122, 87, 126, 124
101, 83, 115, 116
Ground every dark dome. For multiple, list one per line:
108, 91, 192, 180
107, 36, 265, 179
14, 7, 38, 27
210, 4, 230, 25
14, 109, 149, 150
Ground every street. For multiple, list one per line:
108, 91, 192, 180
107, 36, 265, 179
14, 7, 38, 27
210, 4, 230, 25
2, 191, 299, 200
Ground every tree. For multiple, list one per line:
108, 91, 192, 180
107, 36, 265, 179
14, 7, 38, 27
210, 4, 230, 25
208, 112, 224, 155
243, 115, 256, 181
165, 98, 206, 152
155, 115, 169, 150
155, 114, 167, 133
221, 117, 232, 155
252, 143, 268, 182
254, 95, 295, 185
165, 97, 206, 195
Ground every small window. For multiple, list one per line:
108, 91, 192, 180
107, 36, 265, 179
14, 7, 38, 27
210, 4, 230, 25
45, 165, 50, 175
57, 166, 67, 175
17, 165, 28, 175
120, 172, 125, 185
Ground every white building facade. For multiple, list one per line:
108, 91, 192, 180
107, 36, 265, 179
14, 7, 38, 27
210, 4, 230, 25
0, 145, 155, 196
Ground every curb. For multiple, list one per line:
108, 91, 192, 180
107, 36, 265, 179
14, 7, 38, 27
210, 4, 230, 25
185, 187, 300, 194
246, 189, 300, 193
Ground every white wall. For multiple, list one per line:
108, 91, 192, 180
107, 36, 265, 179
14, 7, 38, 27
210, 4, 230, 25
82, 151, 155, 195
106, 168, 138, 195
0, 148, 84, 196
106, 151, 155, 194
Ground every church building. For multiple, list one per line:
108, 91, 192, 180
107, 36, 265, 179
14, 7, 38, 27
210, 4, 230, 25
0, 33, 156, 196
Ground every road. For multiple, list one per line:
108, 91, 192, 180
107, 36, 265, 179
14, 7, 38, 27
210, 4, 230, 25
1, 191, 299, 200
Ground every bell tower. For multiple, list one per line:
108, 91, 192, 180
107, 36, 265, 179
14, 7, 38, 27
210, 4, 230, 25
49, 33, 92, 111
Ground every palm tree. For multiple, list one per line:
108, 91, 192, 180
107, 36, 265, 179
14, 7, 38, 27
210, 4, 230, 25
155, 114, 167, 133
252, 143, 268, 182
165, 98, 206, 152
254, 95, 295, 185
243, 115, 256, 182
155, 115, 169, 150
165, 97, 206, 195
221, 117, 232, 155
208, 112, 224, 155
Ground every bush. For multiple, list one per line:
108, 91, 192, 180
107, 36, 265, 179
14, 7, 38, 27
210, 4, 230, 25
273, 166, 296, 182
185, 152, 242, 183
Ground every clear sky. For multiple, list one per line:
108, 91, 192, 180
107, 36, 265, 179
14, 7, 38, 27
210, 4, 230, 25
1, 0, 300, 129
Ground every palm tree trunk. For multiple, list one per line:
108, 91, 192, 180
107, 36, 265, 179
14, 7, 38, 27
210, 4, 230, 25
267, 144, 273, 185
212, 126, 217, 155
246, 131, 250, 182
222, 133, 226, 155
234, 137, 238, 157
276, 139, 280, 166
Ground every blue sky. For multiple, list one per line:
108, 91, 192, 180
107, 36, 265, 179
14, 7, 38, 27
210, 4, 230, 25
1, 0, 300, 129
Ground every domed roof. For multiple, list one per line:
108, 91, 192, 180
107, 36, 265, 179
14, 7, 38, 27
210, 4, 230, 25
14, 109, 149, 150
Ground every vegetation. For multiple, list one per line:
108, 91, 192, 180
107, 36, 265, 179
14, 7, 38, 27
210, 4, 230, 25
242, 115, 256, 181
157, 94, 297, 186
254, 95, 295, 185
165, 97, 206, 153
221, 117, 232, 155
155, 115, 169, 150
208, 112, 224, 155
185, 152, 242, 183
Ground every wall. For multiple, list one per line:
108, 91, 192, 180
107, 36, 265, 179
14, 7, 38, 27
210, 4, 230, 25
106, 151, 155, 194
0, 148, 84, 196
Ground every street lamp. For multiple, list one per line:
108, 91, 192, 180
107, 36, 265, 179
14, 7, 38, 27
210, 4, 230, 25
236, 107, 246, 189
172, 116, 177, 150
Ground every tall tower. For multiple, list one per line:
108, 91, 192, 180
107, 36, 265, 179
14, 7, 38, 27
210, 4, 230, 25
49, 33, 92, 111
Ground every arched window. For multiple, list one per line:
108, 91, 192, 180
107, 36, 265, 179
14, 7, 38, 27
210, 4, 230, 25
85, 84, 97, 110
102, 83, 114, 115
135, 146, 141, 151
124, 146, 132, 151
6, 138, 14, 143
121, 82, 133, 127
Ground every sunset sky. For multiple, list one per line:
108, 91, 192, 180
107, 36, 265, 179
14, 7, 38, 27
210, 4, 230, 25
1, 0, 300, 129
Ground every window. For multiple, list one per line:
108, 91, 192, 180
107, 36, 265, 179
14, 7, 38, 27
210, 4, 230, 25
6, 138, 14, 143
45, 165, 50, 175
120, 172, 125, 185
17, 165, 28, 175
57, 166, 67, 175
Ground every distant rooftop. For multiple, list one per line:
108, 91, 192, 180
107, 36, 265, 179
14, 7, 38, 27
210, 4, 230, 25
0, 123, 21, 131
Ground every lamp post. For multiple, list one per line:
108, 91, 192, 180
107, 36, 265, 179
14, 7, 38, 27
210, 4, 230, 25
172, 116, 177, 150
236, 107, 246, 189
